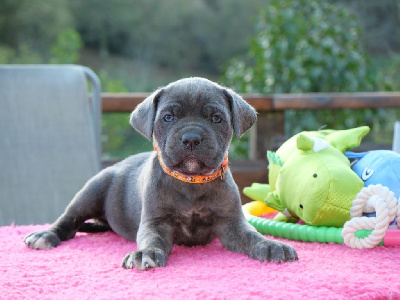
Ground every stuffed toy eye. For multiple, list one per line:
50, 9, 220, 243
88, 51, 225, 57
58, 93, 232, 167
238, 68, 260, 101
300, 204, 304, 209
313, 173, 317, 178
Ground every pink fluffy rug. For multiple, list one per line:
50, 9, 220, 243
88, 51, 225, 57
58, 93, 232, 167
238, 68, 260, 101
2, 224, 400, 299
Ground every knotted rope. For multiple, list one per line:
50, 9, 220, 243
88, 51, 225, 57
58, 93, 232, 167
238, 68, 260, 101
342, 184, 398, 249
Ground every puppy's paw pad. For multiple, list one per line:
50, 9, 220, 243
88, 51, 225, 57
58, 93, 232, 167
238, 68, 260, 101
24, 231, 60, 250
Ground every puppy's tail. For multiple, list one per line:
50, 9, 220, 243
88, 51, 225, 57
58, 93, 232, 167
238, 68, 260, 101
78, 220, 112, 233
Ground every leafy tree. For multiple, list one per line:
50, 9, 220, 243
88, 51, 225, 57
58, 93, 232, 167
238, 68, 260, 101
99, 71, 153, 157
50, 29, 82, 64
0, 0, 74, 59
0, 29, 82, 65
336, 0, 400, 55
69, 0, 266, 73
0, 0, 80, 64
0, 44, 42, 64
225, 0, 374, 94
223, 0, 395, 157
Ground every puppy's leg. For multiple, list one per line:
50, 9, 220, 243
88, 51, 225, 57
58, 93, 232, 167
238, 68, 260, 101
24, 171, 113, 250
216, 218, 298, 263
122, 222, 174, 270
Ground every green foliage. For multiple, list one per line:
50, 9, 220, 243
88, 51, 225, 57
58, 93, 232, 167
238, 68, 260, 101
337, 0, 400, 55
373, 54, 400, 91
69, 0, 266, 73
0, 42, 44, 64
99, 71, 152, 158
0, 44, 42, 64
0, 0, 73, 59
223, 0, 395, 157
225, 0, 376, 94
0, 29, 82, 65
0, 0, 81, 65
0, 46, 14, 64
50, 29, 82, 64
102, 111, 153, 158
229, 131, 252, 159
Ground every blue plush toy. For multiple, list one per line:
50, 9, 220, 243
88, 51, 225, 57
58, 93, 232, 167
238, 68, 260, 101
346, 150, 400, 198
339, 150, 400, 248
345, 150, 400, 228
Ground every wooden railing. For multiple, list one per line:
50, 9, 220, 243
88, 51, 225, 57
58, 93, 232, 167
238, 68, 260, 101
102, 92, 400, 112
101, 92, 400, 202
102, 92, 400, 158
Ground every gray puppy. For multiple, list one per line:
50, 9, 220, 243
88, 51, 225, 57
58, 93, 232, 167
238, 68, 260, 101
25, 77, 298, 270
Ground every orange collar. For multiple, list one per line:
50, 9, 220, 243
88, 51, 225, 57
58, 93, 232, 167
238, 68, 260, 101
154, 146, 228, 184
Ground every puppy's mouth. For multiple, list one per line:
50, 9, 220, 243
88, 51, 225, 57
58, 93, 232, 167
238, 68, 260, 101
172, 157, 215, 176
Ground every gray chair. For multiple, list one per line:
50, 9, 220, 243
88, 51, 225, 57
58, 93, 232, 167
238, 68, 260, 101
0, 65, 102, 225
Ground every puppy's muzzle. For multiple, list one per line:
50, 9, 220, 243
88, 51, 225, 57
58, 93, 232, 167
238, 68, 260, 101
181, 132, 202, 151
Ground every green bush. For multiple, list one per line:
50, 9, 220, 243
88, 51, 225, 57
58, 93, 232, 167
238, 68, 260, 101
0, 29, 82, 64
50, 29, 82, 64
99, 71, 153, 158
223, 0, 396, 157
225, 0, 375, 94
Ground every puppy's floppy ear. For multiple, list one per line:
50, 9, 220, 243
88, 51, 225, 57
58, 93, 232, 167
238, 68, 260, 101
130, 88, 164, 141
223, 88, 257, 139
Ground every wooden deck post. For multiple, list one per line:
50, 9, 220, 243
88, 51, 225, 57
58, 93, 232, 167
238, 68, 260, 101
251, 110, 285, 160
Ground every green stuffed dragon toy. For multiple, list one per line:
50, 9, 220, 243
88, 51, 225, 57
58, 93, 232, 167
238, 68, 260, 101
244, 126, 370, 227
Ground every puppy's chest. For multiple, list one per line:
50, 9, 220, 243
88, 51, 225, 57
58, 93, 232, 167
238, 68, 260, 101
172, 206, 216, 246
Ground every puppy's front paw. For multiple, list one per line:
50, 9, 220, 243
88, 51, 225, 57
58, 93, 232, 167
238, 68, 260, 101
24, 230, 60, 250
122, 248, 167, 270
251, 240, 298, 263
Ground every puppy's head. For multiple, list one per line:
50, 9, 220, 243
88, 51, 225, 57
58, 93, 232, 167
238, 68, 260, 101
130, 77, 257, 176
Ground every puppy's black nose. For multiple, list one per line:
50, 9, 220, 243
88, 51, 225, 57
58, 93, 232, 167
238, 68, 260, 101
181, 132, 202, 151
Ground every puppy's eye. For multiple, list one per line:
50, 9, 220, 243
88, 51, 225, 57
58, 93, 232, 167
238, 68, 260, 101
163, 114, 174, 122
212, 115, 222, 123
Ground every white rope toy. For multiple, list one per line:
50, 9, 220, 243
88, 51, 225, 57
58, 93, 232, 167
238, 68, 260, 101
342, 184, 399, 249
